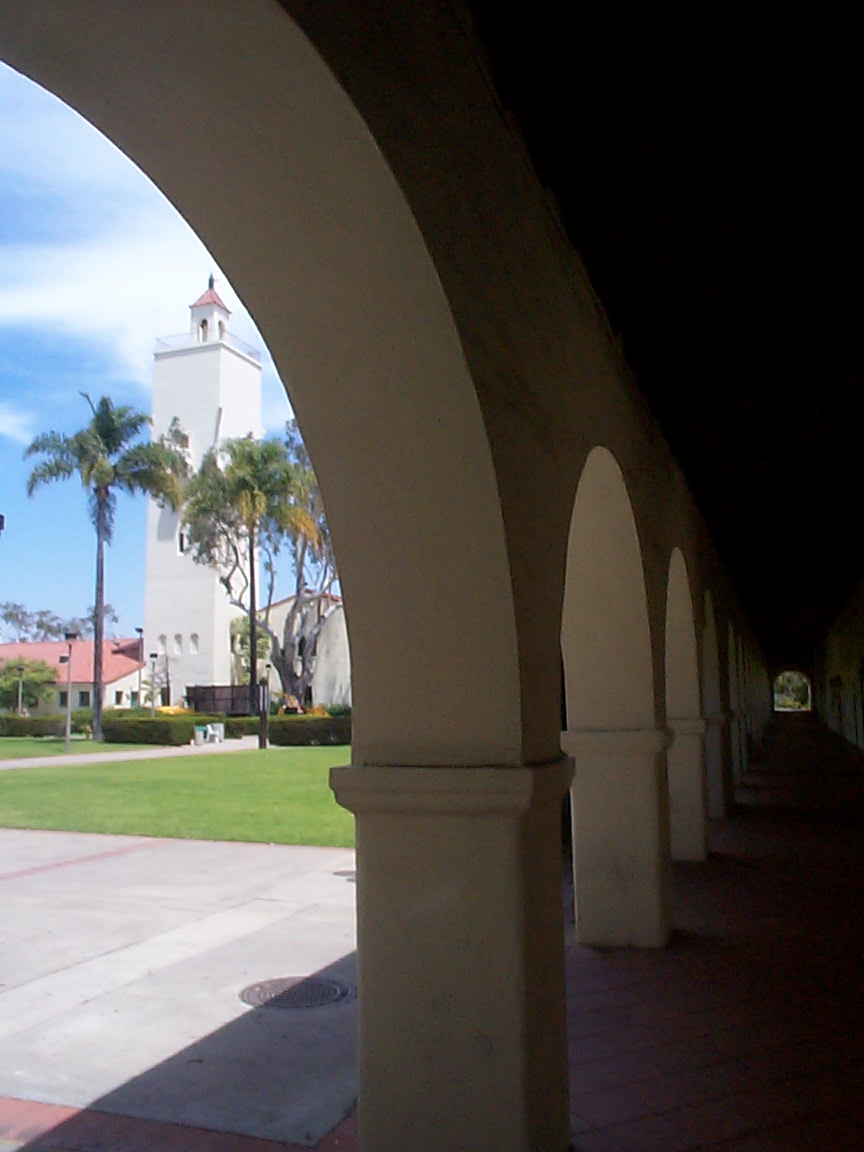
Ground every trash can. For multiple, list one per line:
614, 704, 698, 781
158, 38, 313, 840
194, 726, 207, 745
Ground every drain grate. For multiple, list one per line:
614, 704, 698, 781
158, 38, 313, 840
240, 977, 355, 1010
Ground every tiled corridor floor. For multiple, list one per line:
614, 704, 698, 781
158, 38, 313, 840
567, 714, 864, 1151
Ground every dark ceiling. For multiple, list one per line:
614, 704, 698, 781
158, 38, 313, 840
467, 1, 862, 667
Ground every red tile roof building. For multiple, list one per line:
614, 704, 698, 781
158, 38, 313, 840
0, 639, 144, 712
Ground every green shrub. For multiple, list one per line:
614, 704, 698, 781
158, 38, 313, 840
102, 716, 196, 745
268, 714, 351, 746
325, 704, 352, 717
71, 707, 93, 734
0, 714, 65, 737
225, 716, 259, 739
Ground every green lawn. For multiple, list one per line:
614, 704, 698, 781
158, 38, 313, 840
0, 746, 354, 847
0, 736, 153, 759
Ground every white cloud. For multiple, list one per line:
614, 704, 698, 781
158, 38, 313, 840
0, 401, 35, 444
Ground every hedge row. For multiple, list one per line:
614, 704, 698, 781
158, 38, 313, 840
100, 713, 351, 746
268, 715, 351, 745
0, 714, 65, 737
102, 713, 225, 745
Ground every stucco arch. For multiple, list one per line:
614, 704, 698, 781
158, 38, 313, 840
561, 446, 655, 730
664, 549, 707, 859
0, 0, 522, 769
702, 590, 728, 816
561, 446, 670, 946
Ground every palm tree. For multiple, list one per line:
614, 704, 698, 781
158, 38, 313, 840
25, 394, 188, 740
183, 435, 315, 714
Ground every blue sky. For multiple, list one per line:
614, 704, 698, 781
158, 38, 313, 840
0, 63, 294, 639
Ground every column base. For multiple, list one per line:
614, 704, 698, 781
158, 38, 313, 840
561, 728, 672, 948
667, 717, 707, 861
331, 758, 573, 1152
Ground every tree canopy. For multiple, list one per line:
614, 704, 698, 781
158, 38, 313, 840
0, 657, 58, 712
0, 602, 119, 642
182, 427, 337, 708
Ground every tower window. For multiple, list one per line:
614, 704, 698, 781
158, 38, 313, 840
190, 633, 200, 655
174, 634, 183, 655
218, 320, 226, 340
178, 530, 186, 554
200, 318, 209, 342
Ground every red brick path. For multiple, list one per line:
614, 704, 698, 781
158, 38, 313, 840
0, 1097, 356, 1151
567, 714, 864, 1150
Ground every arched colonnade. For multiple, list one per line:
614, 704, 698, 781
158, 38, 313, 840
0, 4, 773, 1149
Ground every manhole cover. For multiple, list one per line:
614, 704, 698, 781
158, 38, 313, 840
240, 977, 355, 1010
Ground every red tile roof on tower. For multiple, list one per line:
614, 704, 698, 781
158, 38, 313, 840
0, 639, 143, 685
190, 274, 231, 314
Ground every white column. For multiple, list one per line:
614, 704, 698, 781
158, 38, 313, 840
561, 728, 672, 948
704, 712, 729, 818
667, 717, 707, 860
331, 758, 573, 1152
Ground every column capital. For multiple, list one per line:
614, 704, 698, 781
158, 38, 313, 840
331, 757, 573, 816
560, 725, 671, 759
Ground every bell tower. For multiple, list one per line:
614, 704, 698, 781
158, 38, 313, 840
143, 278, 263, 704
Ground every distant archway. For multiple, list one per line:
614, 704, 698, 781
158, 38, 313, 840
773, 670, 812, 712
664, 549, 707, 859
561, 447, 670, 947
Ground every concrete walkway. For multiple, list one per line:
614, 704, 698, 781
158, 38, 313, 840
0, 735, 262, 772
0, 829, 357, 1151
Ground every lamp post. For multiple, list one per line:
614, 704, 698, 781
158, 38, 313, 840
62, 631, 78, 752
15, 664, 24, 715
135, 627, 144, 707
258, 662, 272, 750
149, 652, 158, 718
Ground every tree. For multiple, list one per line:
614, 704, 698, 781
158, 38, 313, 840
0, 658, 57, 712
25, 395, 188, 740
182, 433, 318, 711
262, 420, 340, 708
0, 602, 119, 642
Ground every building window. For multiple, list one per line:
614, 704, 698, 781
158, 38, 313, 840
178, 530, 187, 554
159, 634, 167, 651
174, 634, 183, 655
130, 691, 139, 707
114, 690, 124, 706
218, 320, 226, 340
200, 318, 209, 341
190, 633, 199, 655
78, 690, 90, 708
59, 691, 68, 708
